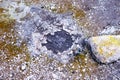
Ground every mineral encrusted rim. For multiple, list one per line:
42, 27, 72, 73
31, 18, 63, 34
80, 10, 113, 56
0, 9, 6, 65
17, 7, 85, 63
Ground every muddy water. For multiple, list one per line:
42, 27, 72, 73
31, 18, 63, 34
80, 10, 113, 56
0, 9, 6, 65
0, 0, 120, 80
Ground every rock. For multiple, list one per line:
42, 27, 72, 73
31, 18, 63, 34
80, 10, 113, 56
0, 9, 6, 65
42, 30, 73, 54
17, 7, 85, 63
86, 35, 120, 64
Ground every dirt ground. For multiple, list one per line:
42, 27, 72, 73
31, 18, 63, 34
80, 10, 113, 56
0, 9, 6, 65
0, 0, 120, 80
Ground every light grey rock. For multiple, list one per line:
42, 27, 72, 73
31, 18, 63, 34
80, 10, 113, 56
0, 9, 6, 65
86, 35, 120, 64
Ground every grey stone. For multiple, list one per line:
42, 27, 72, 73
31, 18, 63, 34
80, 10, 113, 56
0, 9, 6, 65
42, 30, 73, 54
86, 35, 120, 64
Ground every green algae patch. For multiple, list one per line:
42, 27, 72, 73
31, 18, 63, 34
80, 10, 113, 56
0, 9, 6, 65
0, 8, 5, 13
0, 8, 15, 32
0, 8, 30, 62
72, 8, 85, 19
65, 53, 98, 79
47, 1, 85, 19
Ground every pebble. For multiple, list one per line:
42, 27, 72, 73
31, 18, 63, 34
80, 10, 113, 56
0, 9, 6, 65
86, 35, 120, 64
21, 63, 27, 71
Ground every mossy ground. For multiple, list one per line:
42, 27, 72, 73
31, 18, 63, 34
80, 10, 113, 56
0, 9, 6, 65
0, 0, 119, 80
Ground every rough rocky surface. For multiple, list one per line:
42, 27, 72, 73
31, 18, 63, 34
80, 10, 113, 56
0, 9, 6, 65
0, 0, 120, 80
16, 7, 85, 63
86, 35, 120, 64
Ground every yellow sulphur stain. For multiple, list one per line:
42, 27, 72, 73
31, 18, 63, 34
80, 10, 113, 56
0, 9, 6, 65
92, 35, 120, 58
